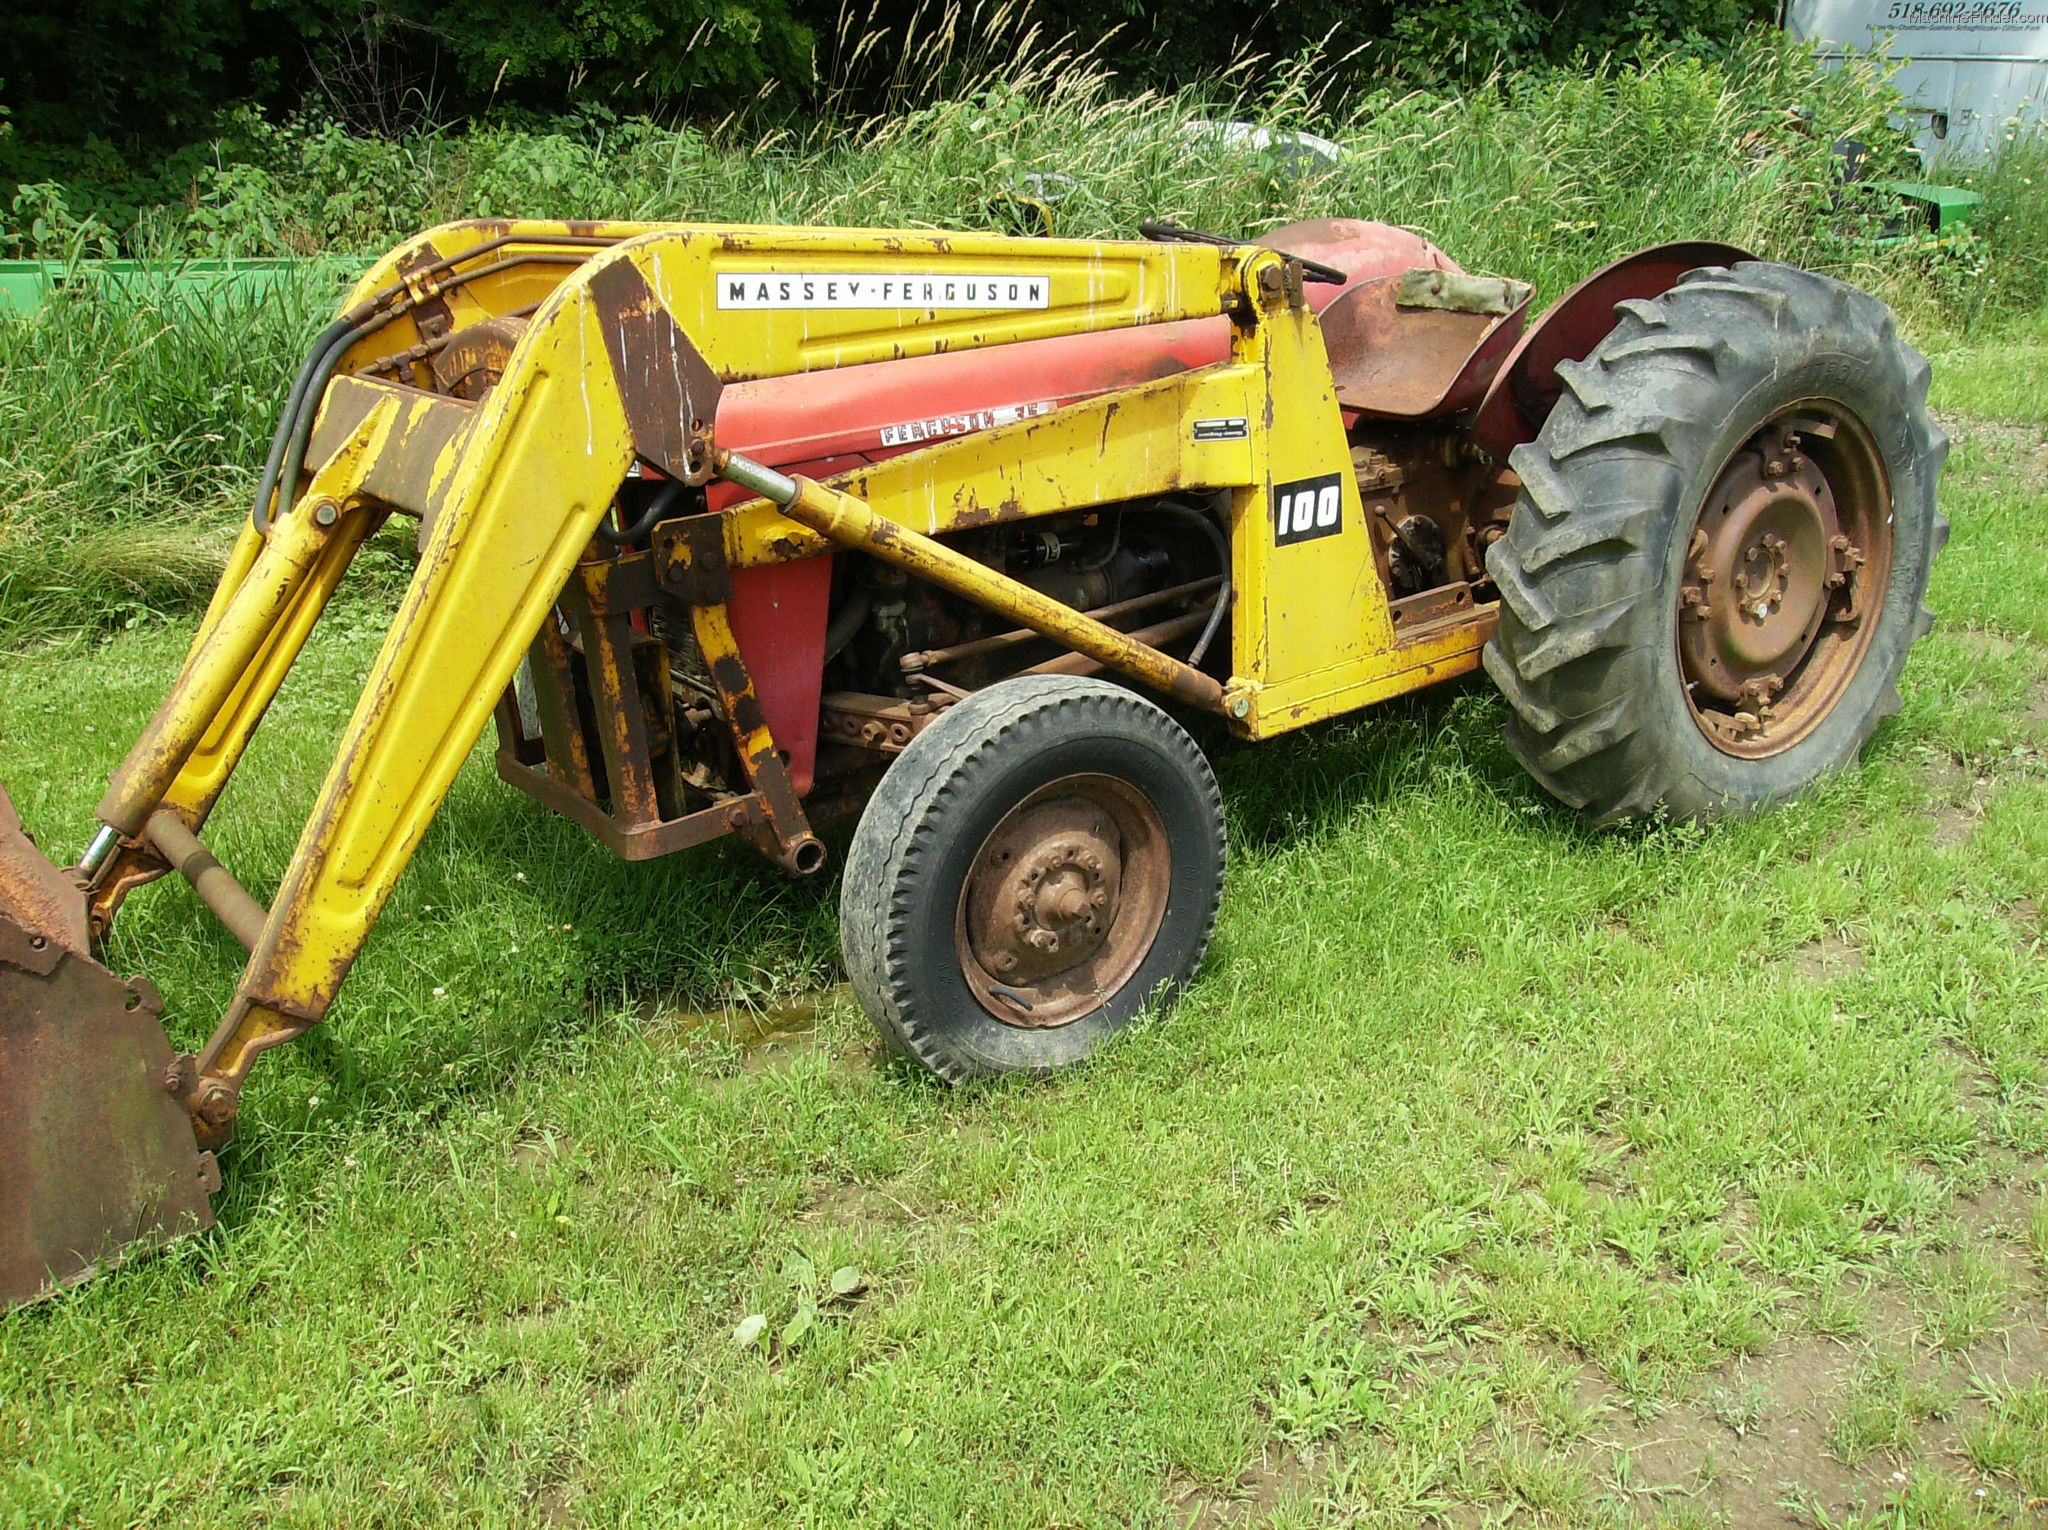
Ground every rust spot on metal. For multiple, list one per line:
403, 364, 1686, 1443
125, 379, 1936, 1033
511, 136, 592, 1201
1318, 274, 1527, 418
651, 514, 733, 605
144, 811, 268, 952
573, 548, 660, 614
1469, 240, 1751, 461
431, 314, 528, 400
528, 617, 597, 799
586, 257, 723, 485
819, 693, 946, 754
396, 242, 458, 343
305, 376, 475, 524
582, 611, 662, 830
1, 840, 216, 1307
689, 604, 823, 875
0, 788, 87, 958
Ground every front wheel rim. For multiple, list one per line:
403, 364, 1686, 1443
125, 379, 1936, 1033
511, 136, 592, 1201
1676, 401, 1895, 758
954, 773, 1171, 1029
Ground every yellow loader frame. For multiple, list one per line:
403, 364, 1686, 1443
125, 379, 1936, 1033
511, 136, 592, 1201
75, 220, 1493, 1148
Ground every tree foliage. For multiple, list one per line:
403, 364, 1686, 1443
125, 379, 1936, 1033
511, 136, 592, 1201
1, 0, 1778, 164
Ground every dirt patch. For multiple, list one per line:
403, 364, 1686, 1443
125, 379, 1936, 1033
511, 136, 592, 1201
643, 985, 876, 1078
1170, 1446, 1317, 1529
2011, 898, 2043, 946
808, 1178, 931, 1232
510, 1129, 571, 1172
1953, 1178, 2044, 1246
1921, 754, 1989, 847
1563, 1185, 2048, 1525
1950, 629, 2025, 664
1936, 413, 2048, 486
1587, 1334, 1874, 1525
534, 1481, 578, 1525
1795, 933, 1867, 980
1327, 1176, 2048, 1525
1931, 804, 1979, 848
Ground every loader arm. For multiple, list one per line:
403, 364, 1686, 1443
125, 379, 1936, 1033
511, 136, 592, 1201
65, 227, 1274, 1146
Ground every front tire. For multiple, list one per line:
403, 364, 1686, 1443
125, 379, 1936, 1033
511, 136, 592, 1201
840, 676, 1225, 1083
1483, 261, 1949, 823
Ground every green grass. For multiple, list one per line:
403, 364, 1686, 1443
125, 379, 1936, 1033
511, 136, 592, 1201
0, 319, 2043, 1524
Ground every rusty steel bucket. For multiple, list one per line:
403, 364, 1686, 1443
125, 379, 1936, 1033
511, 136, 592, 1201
0, 788, 216, 1309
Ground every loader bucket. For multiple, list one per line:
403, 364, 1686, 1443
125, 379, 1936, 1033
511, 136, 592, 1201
0, 789, 216, 1309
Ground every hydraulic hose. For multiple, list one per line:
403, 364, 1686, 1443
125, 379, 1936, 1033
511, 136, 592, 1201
595, 478, 686, 546
1131, 503, 1233, 665
252, 235, 622, 536
823, 586, 874, 664
250, 316, 358, 536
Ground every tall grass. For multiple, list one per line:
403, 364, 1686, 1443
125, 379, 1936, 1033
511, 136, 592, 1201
0, 28, 2039, 646
0, 265, 354, 645
112, 32, 1913, 281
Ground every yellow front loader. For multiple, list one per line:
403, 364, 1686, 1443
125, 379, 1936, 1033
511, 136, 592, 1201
0, 216, 1945, 1306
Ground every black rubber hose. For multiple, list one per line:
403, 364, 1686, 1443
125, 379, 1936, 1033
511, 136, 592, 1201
251, 317, 357, 535
1130, 503, 1232, 665
262, 321, 381, 535
822, 586, 873, 663
1073, 509, 1122, 572
595, 478, 687, 547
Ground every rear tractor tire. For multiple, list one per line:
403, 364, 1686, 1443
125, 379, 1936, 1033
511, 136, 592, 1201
840, 676, 1225, 1083
1483, 261, 1949, 823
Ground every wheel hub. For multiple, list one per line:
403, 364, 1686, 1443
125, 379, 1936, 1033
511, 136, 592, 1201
1680, 436, 1837, 703
1676, 410, 1892, 756
975, 813, 1121, 983
956, 775, 1169, 1029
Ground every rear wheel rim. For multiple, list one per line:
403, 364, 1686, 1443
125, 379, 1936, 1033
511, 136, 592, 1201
954, 773, 1171, 1029
1677, 401, 1894, 758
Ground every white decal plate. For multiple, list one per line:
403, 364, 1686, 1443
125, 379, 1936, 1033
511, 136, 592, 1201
717, 273, 1051, 311
879, 402, 1054, 448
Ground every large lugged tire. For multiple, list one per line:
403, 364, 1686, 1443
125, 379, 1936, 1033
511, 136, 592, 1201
840, 676, 1225, 1083
1482, 261, 1949, 823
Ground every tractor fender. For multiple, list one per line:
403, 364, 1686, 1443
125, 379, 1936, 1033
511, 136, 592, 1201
1467, 240, 1753, 464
